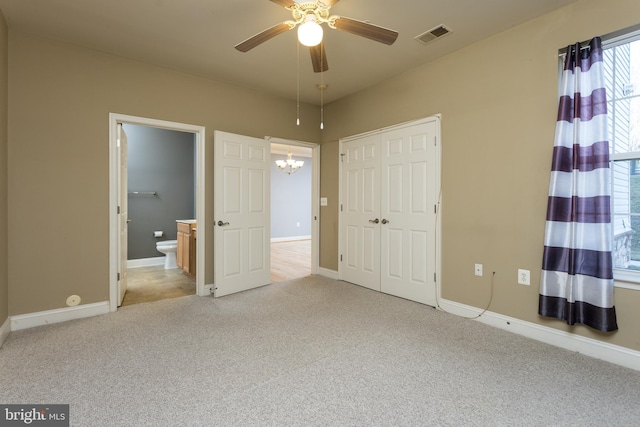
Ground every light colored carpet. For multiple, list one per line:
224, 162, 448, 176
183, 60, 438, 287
1, 276, 639, 426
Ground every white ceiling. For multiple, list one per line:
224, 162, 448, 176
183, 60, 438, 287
0, 0, 578, 105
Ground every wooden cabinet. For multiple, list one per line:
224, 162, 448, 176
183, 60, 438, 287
176, 221, 196, 276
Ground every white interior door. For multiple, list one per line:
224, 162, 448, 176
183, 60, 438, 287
117, 124, 128, 306
341, 133, 381, 291
340, 117, 440, 306
214, 131, 271, 297
380, 121, 438, 306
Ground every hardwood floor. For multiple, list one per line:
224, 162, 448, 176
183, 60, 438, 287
270, 239, 311, 282
122, 239, 311, 306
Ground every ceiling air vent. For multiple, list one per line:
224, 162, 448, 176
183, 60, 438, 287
415, 25, 452, 45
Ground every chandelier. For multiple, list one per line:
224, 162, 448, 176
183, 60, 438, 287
276, 151, 304, 175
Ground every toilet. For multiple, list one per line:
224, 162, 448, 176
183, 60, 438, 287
156, 240, 178, 269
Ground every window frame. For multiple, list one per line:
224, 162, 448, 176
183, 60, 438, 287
558, 25, 640, 291
604, 27, 640, 290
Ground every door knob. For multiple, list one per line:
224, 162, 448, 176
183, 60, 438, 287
369, 218, 379, 224
217, 220, 230, 226
126, 219, 132, 223
381, 219, 389, 224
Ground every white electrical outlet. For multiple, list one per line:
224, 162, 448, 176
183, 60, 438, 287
518, 269, 531, 286
474, 264, 483, 277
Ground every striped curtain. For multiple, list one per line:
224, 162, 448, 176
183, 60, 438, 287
539, 37, 618, 332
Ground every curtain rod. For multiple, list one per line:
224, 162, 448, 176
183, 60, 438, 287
558, 22, 640, 55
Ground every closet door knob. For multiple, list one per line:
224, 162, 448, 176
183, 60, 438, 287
369, 218, 379, 224
217, 220, 230, 226
381, 219, 389, 224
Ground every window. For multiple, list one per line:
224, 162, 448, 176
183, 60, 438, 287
604, 30, 640, 283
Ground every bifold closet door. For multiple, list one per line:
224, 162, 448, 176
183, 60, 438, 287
379, 121, 438, 306
341, 133, 381, 291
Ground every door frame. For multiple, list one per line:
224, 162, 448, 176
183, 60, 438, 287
337, 115, 442, 304
108, 113, 207, 312
266, 136, 320, 275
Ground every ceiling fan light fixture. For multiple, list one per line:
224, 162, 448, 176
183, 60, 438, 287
298, 18, 323, 47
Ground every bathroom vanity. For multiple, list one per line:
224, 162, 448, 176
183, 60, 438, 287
176, 220, 196, 276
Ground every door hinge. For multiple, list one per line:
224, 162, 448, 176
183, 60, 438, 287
340, 204, 343, 212
434, 136, 437, 146
117, 272, 120, 281
434, 272, 436, 282
117, 205, 121, 214
340, 254, 343, 262
340, 153, 345, 162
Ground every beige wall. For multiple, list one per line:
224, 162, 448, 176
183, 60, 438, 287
0, 10, 8, 325
319, 140, 339, 271
319, 0, 640, 351
7, 31, 321, 315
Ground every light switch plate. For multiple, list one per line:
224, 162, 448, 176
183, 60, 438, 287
320, 197, 328, 206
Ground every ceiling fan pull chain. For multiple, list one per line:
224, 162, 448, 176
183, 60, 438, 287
296, 39, 301, 126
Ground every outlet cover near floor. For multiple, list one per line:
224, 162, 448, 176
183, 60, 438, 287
518, 269, 530, 286
475, 264, 483, 277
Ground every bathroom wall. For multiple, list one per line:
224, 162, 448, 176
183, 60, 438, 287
270, 153, 312, 240
124, 124, 195, 260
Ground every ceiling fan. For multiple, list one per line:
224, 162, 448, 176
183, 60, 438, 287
234, 0, 399, 73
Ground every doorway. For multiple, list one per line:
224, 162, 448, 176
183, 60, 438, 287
109, 114, 206, 312
121, 124, 197, 306
211, 131, 320, 297
268, 137, 319, 283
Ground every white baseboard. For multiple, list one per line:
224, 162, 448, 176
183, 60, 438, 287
271, 235, 311, 243
439, 298, 640, 372
11, 301, 110, 332
0, 317, 10, 348
127, 257, 165, 268
318, 267, 339, 280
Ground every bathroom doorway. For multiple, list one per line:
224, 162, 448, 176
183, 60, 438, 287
121, 124, 196, 306
109, 114, 206, 312
268, 137, 319, 283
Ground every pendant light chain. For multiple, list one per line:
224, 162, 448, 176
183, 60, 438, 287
320, 42, 324, 130
296, 40, 300, 126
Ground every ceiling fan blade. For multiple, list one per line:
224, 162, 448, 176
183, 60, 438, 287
269, 0, 296, 7
333, 16, 399, 45
321, 0, 341, 6
310, 43, 329, 73
235, 23, 293, 52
